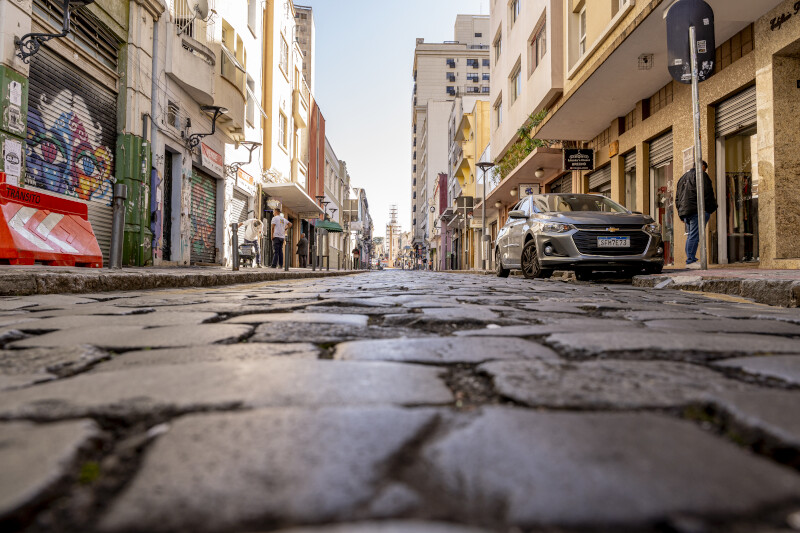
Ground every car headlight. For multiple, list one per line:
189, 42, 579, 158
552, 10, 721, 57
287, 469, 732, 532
542, 223, 572, 233
643, 223, 661, 236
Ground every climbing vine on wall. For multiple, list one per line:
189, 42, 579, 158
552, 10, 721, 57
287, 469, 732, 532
494, 109, 552, 180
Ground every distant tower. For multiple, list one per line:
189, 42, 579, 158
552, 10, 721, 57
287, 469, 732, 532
387, 204, 400, 264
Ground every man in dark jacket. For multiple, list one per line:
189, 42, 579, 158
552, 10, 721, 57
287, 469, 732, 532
675, 161, 717, 268
296, 233, 309, 268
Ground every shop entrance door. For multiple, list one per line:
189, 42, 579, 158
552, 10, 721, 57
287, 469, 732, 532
650, 161, 674, 265
717, 127, 759, 263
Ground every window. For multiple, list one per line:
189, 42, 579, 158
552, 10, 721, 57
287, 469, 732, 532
167, 101, 180, 129
579, 7, 587, 57
482, 58, 490, 67
475, 32, 482, 37
482, 73, 490, 81
246, 75, 255, 126
247, 0, 257, 34
279, 112, 288, 148
494, 33, 502, 61
482, 86, 490, 93
467, 58, 479, 68
494, 97, 503, 127
510, 0, 520, 27
530, 19, 547, 74
510, 63, 522, 104
446, 58, 456, 68
446, 72, 456, 82
467, 73, 479, 82
280, 35, 289, 74
446, 86, 456, 96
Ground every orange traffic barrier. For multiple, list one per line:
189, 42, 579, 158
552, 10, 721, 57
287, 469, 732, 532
0, 173, 103, 267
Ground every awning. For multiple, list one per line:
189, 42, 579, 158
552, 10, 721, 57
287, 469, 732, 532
261, 182, 324, 219
316, 220, 343, 233
482, 147, 565, 213
537, 0, 782, 140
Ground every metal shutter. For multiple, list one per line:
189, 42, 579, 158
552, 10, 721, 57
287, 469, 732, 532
190, 168, 217, 264
588, 165, 611, 190
649, 132, 673, 166
624, 151, 636, 171
26, 46, 117, 264
716, 85, 756, 138
550, 175, 571, 194
230, 189, 249, 243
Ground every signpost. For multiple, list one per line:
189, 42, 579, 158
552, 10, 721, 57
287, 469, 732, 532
666, 0, 716, 270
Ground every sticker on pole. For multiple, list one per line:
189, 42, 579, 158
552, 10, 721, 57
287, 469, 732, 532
666, 0, 716, 84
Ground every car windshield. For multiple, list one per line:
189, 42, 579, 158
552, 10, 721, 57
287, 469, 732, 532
535, 195, 629, 213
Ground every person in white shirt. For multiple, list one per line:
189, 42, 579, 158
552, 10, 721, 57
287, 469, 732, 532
237, 217, 264, 267
270, 208, 292, 268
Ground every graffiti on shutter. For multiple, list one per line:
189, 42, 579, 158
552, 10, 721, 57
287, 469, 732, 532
190, 169, 217, 264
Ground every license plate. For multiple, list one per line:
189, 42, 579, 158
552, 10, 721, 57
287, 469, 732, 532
597, 236, 630, 248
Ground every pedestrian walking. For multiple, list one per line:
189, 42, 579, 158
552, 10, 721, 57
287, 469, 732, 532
237, 217, 264, 268
270, 208, 292, 268
296, 233, 309, 268
675, 160, 717, 269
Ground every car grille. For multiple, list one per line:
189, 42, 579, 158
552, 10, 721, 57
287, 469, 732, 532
573, 224, 645, 230
572, 230, 650, 256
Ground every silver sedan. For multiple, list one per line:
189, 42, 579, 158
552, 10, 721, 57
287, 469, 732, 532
495, 194, 664, 280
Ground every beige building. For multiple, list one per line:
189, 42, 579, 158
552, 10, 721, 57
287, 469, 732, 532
411, 15, 490, 262
489, 0, 799, 270
294, 4, 315, 94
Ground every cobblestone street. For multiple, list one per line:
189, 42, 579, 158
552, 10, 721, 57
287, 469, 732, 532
2, 271, 800, 533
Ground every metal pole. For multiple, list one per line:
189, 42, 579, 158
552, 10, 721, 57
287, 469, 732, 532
482, 168, 487, 270
110, 183, 127, 269
230, 223, 239, 271
690, 26, 708, 270
284, 225, 290, 271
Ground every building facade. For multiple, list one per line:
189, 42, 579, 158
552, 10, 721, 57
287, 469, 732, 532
294, 4, 315, 94
411, 14, 490, 266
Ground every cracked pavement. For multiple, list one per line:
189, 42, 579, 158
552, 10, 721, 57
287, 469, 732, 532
1, 271, 800, 533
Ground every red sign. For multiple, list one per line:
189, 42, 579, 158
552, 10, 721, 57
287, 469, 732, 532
200, 143, 224, 176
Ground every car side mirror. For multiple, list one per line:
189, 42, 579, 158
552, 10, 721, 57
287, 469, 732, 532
508, 210, 527, 219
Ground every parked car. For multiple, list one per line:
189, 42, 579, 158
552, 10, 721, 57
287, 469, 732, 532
494, 194, 664, 280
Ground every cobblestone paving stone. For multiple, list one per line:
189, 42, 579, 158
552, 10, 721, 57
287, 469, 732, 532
0, 271, 799, 532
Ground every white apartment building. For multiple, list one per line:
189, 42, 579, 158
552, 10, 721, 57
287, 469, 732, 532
294, 5, 316, 94
411, 14, 490, 258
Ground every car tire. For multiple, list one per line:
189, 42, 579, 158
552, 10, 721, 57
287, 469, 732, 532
521, 240, 546, 279
575, 269, 593, 281
496, 249, 510, 278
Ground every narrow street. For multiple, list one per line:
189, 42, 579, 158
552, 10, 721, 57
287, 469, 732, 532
2, 271, 800, 533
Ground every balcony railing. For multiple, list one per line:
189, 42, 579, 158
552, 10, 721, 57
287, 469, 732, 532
170, 0, 213, 48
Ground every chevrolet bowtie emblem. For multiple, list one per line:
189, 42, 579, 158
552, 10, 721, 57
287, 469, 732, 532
607, 227, 620, 233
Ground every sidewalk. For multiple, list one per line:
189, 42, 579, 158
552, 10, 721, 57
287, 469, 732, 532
633, 267, 800, 308
0, 265, 360, 296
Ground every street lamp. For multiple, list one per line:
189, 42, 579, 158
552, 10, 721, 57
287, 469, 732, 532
225, 141, 262, 176
477, 161, 495, 271
15, 0, 96, 63
186, 105, 228, 150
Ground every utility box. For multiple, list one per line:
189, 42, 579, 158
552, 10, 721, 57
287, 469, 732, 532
115, 134, 153, 266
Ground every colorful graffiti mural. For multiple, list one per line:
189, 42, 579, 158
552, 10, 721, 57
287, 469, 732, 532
26, 90, 113, 201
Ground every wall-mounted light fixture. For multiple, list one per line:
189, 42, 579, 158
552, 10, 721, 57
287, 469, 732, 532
225, 141, 262, 176
186, 105, 227, 150
15, 0, 96, 63
510, 189, 517, 197
535, 168, 545, 179
494, 201, 502, 208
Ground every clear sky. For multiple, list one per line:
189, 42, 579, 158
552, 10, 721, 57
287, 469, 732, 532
299, 0, 487, 239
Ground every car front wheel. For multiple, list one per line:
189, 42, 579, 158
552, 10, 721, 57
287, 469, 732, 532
521, 240, 550, 279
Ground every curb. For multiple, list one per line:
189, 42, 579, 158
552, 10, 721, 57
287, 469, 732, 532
0, 269, 362, 297
632, 275, 800, 308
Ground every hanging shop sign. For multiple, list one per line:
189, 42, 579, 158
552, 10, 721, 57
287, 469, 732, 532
563, 149, 594, 171
200, 143, 224, 177
236, 168, 256, 196
519, 183, 540, 198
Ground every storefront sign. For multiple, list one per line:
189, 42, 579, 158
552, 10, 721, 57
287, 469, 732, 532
682, 146, 695, 173
519, 183, 540, 198
563, 149, 594, 171
608, 140, 620, 158
236, 169, 256, 196
770, 3, 799, 31
200, 142, 224, 177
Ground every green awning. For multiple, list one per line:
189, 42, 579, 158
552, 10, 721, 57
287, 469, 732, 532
316, 220, 343, 233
